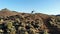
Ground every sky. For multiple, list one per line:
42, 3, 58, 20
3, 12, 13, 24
0, 0, 60, 15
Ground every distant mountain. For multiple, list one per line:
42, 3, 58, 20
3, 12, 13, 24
56, 14, 60, 16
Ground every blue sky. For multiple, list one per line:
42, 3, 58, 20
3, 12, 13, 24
0, 0, 60, 15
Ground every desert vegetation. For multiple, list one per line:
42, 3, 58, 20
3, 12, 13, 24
0, 8, 60, 34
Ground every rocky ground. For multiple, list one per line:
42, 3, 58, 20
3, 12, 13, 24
0, 8, 60, 34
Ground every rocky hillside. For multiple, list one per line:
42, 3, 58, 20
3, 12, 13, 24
0, 8, 60, 34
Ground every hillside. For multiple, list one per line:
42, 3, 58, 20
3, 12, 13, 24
0, 8, 19, 17
0, 8, 60, 34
